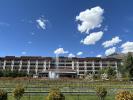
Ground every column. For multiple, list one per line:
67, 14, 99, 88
76, 61, 79, 75
107, 61, 110, 67
35, 60, 38, 75
49, 61, 50, 69
72, 61, 74, 70
84, 61, 87, 75
100, 61, 102, 70
3, 60, 6, 70
11, 60, 14, 71
43, 61, 46, 71
27, 60, 30, 74
115, 61, 118, 76
19, 60, 22, 71
92, 61, 95, 74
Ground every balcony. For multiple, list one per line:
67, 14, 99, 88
87, 67, 92, 70
86, 64, 92, 66
94, 67, 100, 70
79, 67, 85, 70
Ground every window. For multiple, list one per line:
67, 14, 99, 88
79, 67, 84, 70
87, 67, 92, 70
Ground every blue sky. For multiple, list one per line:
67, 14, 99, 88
0, 0, 133, 57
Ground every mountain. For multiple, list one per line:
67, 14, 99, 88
106, 52, 133, 59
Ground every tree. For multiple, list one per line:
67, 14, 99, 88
96, 86, 107, 100
123, 52, 133, 79
0, 70, 3, 77
106, 67, 116, 79
100, 67, 116, 80
115, 90, 133, 100
99, 68, 107, 75
46, 88, 65, 100
13, 84, 25, 100
0, 89, 7, 100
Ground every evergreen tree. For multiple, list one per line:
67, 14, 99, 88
124, 52, 133, 78
106, 67, 116, 79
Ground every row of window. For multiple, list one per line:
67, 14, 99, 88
78, 67, 100, 70
78, 71, 99, 74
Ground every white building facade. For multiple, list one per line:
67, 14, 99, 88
0, 56, 121, 77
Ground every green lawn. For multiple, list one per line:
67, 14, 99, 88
9, 95, 114, 100
0, 77, 132, 100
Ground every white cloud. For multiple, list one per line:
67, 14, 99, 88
54, 48, 68, 55
36, 17, 47, 30
103, 25, 108, 31
105, 47, 116, 56
77, 51, 83, 56
96, 54, 102, 57
121, 41, 133, 53
68, 53, 75, 58
76, 6, 104, 33
81, 31, 104, 45
22, 51, 26, 55
102, 36, 122, 48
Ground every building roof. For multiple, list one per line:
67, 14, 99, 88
0, 56, 121, 61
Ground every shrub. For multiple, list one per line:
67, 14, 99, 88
46, 88, 65, 100
0, 70, 27, 77
13, 84, 25, 100
96, 86, 107, 100
0, 89, 7, 100
115, 90, 133, 100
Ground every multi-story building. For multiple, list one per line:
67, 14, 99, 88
0, 56, 121, 78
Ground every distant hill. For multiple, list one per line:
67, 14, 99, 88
106, 52, 133, 59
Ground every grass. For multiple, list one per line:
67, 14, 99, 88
0, 77, 132, 100
8, 95, 115, 100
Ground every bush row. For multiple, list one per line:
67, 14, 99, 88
0, 70, 27, 77
1, 85, 133, 100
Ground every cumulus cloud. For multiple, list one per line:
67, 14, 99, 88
77, 52, 83, 56
76, 6, 104, 33
81, 31, 104, 45
105, 47, 116, 56
36, 17, 47, 30
121, 41, 133, 53
68, 53, 75, 58
102, 36, 122, 48
96, 54, 102, 57
54, 48, 68, 55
